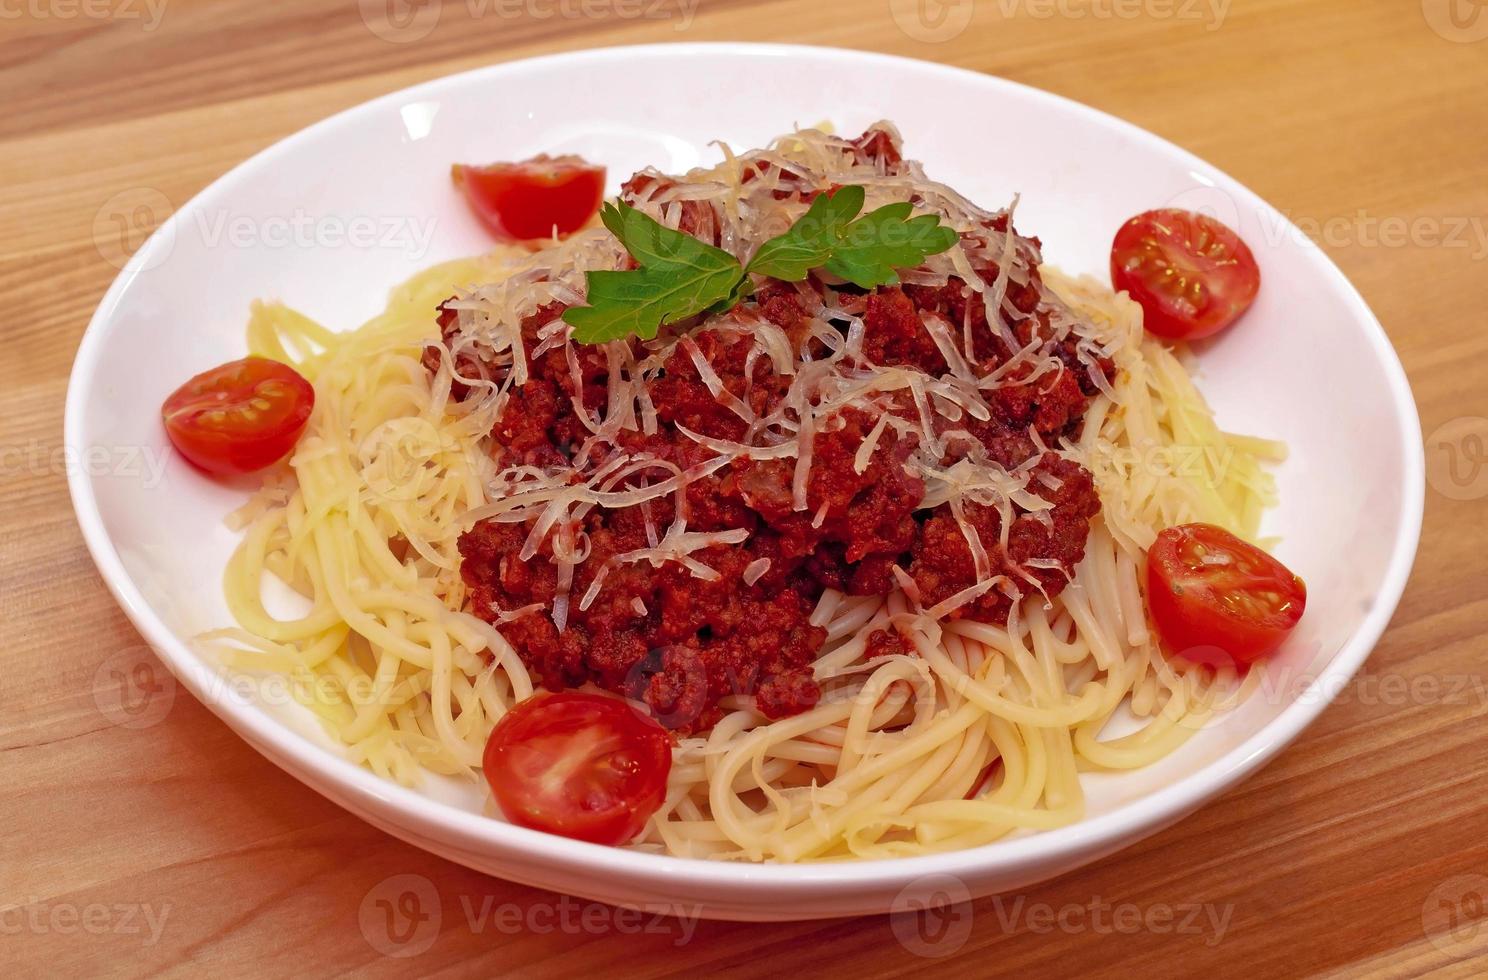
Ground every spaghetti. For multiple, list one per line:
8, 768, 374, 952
205, 126, 1284, 861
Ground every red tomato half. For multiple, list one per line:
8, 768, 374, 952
452, 155, 605, 242
1111, 208, 1261, 340
483, 692, 672, 845
161, 356, 314, 476
1147, 523, 1307, 667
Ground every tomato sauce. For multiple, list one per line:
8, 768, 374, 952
441, 140, 1107, 733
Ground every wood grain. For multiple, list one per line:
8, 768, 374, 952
4, 0, 1487, 975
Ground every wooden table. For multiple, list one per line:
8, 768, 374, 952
5, 0, 1487, 975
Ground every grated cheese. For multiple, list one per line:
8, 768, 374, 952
440, 125, 1112, 625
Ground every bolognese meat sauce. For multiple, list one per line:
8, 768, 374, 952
438, 126, 1109, 733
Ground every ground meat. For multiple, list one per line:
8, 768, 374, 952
904, 256, 1116, 395
850, 125, 906, 171
449, 130, 1108, 732
866, 627, 912, 660
754, 278, 819, 341
461, 507, 828, 733
421, 299, 487, 401
619, 172, 721, 244
864, 287, 947, 375
988, 363, 1088, 440
755, 671, 822, 719
469, 301, 617, 467
907, 453, 1100, 622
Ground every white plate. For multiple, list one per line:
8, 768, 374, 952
66, 43, 1424, 921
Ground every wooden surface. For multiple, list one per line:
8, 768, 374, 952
4, 0, 1487, 976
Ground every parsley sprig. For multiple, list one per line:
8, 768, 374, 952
563, 186, 958, 344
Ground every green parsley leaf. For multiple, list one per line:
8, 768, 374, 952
744, 185, 867, 281
706, 273, 754, 316
563, 190, 960, 344
824, 203, 961, 289
562, 202, 744, 344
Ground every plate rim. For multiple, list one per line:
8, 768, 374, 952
64, 40, 1426, 890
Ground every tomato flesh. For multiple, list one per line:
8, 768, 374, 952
452, 155, 605, 242
483, 692, 671, 845
161, 356, 314, 476
1147, 523, 1306, 666
1111, 208, 1261, 340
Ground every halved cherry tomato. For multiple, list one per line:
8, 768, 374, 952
452, 155, 605, 242
1147, 523, 1307, 666
1111, 208, 1261, 340
161, 356, 314, 476
483, 692, 671, 845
